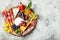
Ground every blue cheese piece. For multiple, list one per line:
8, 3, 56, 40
15, 17, 24, 26
13, 8, 19, 18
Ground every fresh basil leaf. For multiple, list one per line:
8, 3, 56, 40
27, 1, 32, 9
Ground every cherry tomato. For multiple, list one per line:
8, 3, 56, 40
19, 3, 26, 12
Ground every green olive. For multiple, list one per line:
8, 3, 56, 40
15, 28, 21, 34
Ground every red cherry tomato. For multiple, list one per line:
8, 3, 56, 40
19, 3, 26, 12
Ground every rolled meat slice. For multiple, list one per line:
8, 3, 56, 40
22, 20, 37, 36
22, 26, 34, 36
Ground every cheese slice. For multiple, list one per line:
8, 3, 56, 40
13, 8, 19, 18
20, 26, 26, 32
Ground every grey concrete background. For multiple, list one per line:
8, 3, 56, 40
0, 0, 60, 40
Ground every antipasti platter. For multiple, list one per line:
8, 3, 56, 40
2, 1, 38, 36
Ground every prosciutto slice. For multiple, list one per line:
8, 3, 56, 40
22, 20, 37, 36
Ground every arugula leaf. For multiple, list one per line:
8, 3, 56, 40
27, 1, 32, 9
24, 1, 32, 12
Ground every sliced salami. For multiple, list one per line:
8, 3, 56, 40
22, 26, 34, 36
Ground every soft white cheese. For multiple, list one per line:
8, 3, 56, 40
15, 17, 24, 26
13, 8, 19, 18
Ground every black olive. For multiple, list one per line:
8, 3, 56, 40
11, 24, 19, 30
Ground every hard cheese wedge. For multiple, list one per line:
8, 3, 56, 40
13, 8, 19, 18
